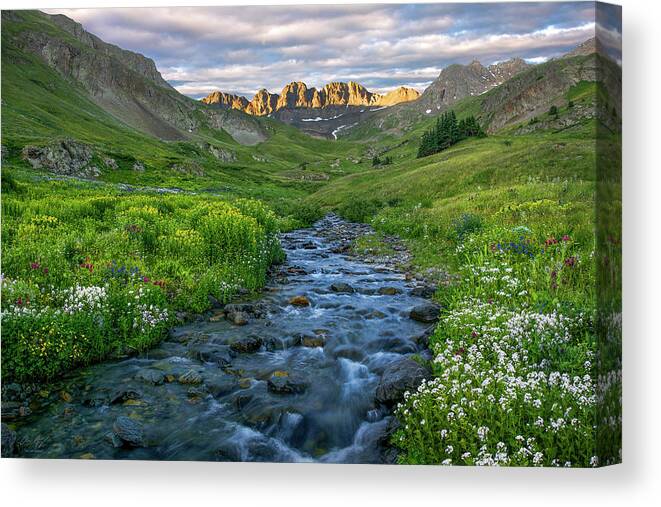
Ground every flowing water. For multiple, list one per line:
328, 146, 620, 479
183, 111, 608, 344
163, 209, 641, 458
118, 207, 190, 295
10, 215, 433, 463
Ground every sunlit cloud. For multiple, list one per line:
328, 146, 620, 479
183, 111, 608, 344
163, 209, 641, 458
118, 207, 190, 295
44, 3, 615, 100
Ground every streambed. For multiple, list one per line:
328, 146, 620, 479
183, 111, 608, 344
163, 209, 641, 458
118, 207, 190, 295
5, 215, 438, 463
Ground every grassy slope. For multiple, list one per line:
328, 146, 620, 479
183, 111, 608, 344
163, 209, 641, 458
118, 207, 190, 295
310, 78, 613, 271
1, 11, 370, 204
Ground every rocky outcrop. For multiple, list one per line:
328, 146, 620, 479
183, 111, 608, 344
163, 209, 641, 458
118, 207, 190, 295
201, 91, 249, 110
21, 138, 100, 178
373, 86, 421, 106
418, 58, 530, 113
244, 88, 279, 116
202, 81, 420, 116
4, 10, 270, 146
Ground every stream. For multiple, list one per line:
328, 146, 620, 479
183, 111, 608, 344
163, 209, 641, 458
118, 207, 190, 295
7, 215, 437, 463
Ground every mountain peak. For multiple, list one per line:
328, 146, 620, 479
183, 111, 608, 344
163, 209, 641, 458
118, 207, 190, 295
202, 80, 419, 115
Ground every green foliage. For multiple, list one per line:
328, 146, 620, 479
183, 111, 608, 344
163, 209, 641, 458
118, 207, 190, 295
313, 121, 621, 466
451, 213, 483, 240
337, 197, 383, 223
1, 179, 282, 382
418, 110, 485, 158
372, 155, 393, 166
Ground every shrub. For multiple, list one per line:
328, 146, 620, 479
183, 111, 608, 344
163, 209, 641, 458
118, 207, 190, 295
338, 197, 383, 223
451, 213, 483, 241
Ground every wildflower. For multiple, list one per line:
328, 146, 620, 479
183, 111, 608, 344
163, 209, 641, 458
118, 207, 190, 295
142, 276, 150, 283
562, 235, 571, 242
564, 256, 577, 268
30, 262, 41, 270
42, 267, 49, 275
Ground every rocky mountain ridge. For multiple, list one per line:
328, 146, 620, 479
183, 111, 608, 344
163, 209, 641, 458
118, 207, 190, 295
3, 10, 268, 145
202, 81, 421, 115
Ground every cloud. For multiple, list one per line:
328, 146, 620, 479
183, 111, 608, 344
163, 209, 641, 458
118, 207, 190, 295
45, 2, 605, 99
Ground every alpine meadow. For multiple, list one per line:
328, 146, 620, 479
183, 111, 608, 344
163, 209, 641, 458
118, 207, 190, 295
0, 3, 621, 467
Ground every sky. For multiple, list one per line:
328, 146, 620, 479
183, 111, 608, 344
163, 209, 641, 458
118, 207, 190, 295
46, 2, 617, 100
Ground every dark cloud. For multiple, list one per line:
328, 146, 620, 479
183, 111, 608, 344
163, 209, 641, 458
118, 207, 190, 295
47, 2, 602, 99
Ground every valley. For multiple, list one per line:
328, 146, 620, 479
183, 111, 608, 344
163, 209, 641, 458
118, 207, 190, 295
1, 9, 621, 467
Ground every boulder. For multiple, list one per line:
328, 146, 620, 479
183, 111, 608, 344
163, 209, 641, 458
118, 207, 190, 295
21, 139, 99, 178
375, 358, 431, 407
409, 302, 441, 323
134, 369, 165, 385
226, 310, 249, 326
301, 335, 325, 348
267, 372, 307, 395
229, 335, 263, 354
111, 416, 145, 448
110, 389, 141, 405
178, 370, 203, 385
330, 283, 355, 293
289, 295, 311, 307
378, 287, 401, 295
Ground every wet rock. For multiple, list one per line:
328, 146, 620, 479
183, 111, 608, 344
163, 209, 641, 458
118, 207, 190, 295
110, 389, 142, 405
409, 302, 442, 323
364, 310, 387, 319
229, 335, 263, 354
188, 343, 232, 366
111, 416, 145, 448
301, 335, 325, 348
375, 358, 431, 407
224, 302, 270, 319
378, 287, 401, 295
226, 310, 249, 326
178, 370, 203, 385
330, 283, 354, 293
333, 346, 365, 362
135, 369, 165, 385
265, 335, 301, 351
267, 372, 308, 395
302, 241, 317, 250
1, 423, 17, 457
289, 295, 311, 307
205, 374, 239, 397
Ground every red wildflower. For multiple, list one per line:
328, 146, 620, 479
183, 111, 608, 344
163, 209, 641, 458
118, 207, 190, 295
143, 276, 150, 283
545, 237, 558, 247
30, 262, 40, 270
562, 235, 571, 242
42, 267, 49, 275
564, 256, 577, 267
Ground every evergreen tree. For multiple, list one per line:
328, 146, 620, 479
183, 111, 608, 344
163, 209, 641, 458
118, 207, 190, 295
417, 110, 486, 158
